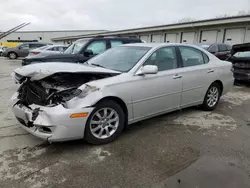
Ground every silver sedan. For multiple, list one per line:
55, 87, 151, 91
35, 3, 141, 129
11, 43, 234, 144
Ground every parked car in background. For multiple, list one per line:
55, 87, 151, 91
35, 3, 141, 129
22, 36, 142, 66
11, 43, 233, 144
27, 45, 67, 58
194, 43, 231, 60
227, 43, 250, 82
0, 46, 8, 56
3, 42, 52, 59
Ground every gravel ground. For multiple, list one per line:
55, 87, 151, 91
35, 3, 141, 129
1, 57, 250, 188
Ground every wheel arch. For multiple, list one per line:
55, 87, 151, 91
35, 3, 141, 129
7, 51, 17, 57
94, 96, 128, 126
211, 80, 223, 95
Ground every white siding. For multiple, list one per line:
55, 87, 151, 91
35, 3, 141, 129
245, 29, 250, 43
200, 30, 218, 43
224, 28, 245, 45
0, 30, 105, 43
165, 33, 178, 43
181, 32, 196, 43
152, 34, 164, 43
139, 35, 150, 42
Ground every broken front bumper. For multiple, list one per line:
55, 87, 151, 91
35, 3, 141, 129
11, 92, 94, 142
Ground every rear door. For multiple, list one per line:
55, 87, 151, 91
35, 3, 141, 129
18, 43, 30, 57
177, 46, 212, 108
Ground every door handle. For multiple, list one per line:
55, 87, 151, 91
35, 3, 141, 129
173, 74, 182, 79
207, 69, 214, 73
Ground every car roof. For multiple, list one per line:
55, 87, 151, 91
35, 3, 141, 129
122, 43, 202, 48
76, 36, 141, 42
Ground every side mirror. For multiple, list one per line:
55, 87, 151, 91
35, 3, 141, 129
84, 49, 94, 57
137, 65, 158, 75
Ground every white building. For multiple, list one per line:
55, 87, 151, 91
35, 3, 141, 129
0, 30, 107, 44
51, 15, 250, 45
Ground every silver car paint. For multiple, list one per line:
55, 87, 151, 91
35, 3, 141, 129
11, 43, 234, 142
27, 45, 67, 58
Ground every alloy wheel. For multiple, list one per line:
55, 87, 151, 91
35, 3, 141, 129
207, 86, 219, 107
90, 107, 119, 139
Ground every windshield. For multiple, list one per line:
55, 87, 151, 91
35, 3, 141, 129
194, 44, 210, 50
88, 46, 151, 72
234, 51, 250, 58
64, 39, 89, 54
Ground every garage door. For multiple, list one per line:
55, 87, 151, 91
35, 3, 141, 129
245, 29, 250, 43
165, 33, 178, 43
200, 30, 218, 43
139, 35, 150, 42
152, 34, 164, 43
181, 32, 196, 44
224, 28, 245, 45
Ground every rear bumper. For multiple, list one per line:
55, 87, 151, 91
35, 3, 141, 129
11, 92, 95, 142
233, 71, 250, 81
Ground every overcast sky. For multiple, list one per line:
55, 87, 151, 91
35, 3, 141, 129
0, 0, 249, 31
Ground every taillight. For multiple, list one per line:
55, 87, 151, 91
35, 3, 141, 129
32, 52, 40, 55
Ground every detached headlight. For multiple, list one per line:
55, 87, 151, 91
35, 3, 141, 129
79, 84, 99, 98
57, 88, 82, 102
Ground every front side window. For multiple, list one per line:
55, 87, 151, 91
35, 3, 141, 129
86, 41, 106, 55
19, 44, 29, 49
144, 47, 178, 71
218, 44, 227, 52
179, 46, 205, 67
88, 46, 150, 72
111, 40, 123, 48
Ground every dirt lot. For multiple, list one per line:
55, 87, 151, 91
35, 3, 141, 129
1, 57, 250, 188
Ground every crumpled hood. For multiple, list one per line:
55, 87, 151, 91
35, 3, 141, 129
231, 43, 250, 55
13, 62, 121, 80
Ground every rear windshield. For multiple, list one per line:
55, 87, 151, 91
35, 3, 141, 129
194, 44, 210, 50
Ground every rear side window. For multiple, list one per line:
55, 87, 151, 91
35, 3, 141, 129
29, 43, 44, 49
110, 40, 123, 48
179, 46, 205, 67
218, 44, 227, 52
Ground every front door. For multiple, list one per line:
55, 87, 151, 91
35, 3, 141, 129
131, 46, 182, 121
79, 40, 107, 63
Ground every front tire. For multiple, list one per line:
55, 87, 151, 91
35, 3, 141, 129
8, 52, 17, 59
202, 83, 221, 111
84, 100, 125, 145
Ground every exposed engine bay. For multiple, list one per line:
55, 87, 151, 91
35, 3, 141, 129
14, 72, 117, 106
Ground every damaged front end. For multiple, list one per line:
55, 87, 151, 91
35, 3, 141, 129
11, 70, 119, 142
14, 72, 116, 106
229, 43, 250, 81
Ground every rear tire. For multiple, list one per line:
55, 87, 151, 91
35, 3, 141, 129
8, 52, 17, 59
84, 100, 125, 145
202, 83, 221, 111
